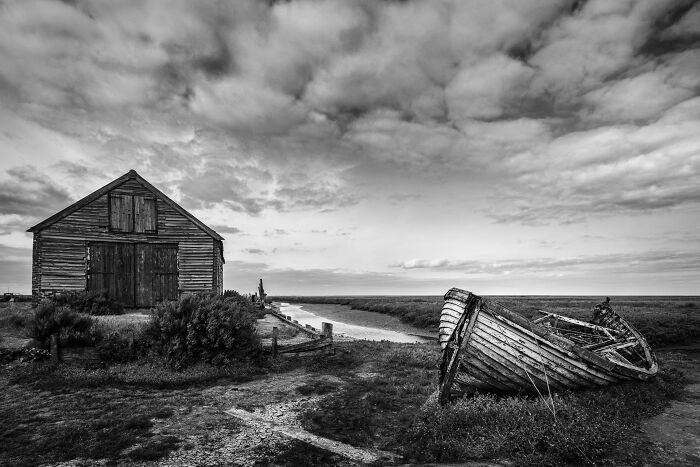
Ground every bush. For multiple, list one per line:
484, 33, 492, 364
0, 305, 33, 337
145, 292, 262, 368
50, 290, 124, 316
30, 300, 95, 348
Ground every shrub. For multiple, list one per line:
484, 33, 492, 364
30, 300, 95, 348
50, 290, 124, 316
0, 305, 33, 337
92, 316, 151, 363
145, 292, 262, 368
96, 334, 143, 363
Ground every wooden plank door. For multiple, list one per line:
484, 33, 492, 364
114, 243, 135, 306
90, 242, 176, 307
135, 244, 154, 307
88, 242, 135, 306
153, 244, 178, 302
88, 242, 114, 296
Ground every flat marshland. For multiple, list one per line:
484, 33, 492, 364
1, 296, 699, 466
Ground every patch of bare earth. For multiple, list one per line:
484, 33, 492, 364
152, 369, 394, 466
642, 349, 700, 466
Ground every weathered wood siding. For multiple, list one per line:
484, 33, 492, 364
213, 241, 224, 294
33, 177, 222, 302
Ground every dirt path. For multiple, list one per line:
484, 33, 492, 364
151, 369, 398, 466
642, 349, 700, 466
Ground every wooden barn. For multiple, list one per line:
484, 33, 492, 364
28, 169, 224, 307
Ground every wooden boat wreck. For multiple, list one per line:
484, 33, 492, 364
438, 288, 658, 404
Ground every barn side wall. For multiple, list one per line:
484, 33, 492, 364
213, 241, 223, 294
35, 178, 219, 300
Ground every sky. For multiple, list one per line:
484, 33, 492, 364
0, 0, 699, 296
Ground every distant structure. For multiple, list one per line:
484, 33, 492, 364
258, 278, 266, 309
28, 169, 225, 306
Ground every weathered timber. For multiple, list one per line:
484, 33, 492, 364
277, 337, 332, 354
438, 288, 658, 403
28, 170, 225, 305
268, 307, 320, 338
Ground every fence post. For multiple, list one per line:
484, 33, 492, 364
272, 327, 278, 358
50, 333, 60, 363
322, 322, 333, 339
322, 322, 333, 354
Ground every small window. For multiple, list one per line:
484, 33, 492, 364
110, 194, 157, 233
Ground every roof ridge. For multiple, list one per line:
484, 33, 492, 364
27, 169, 224, 242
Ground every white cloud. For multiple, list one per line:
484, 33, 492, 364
581, 70, 694, 123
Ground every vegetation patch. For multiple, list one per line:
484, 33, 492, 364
300, 341, 439, 449
0, 303, 33, 336
0, 378, 186, 466
49, 290, 124, 315
30, 300, 95, 348
145, 292, 262, 368
8, 358, 265, 390
296, 379, 341, 396
252, 439, 352, 467
300, 341, 685, 466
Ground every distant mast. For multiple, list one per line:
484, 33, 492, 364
258, 279, 266, 309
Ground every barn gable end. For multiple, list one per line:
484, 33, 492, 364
28, 170, 225, 306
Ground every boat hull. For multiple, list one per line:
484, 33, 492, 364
438, 289, 658, 403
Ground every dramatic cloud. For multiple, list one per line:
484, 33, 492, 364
1, 0, 698, 294
0, 166, 72, 218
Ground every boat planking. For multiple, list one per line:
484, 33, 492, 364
438, 288, 658, 404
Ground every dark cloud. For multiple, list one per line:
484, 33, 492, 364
0, 166, 72, 218
243, 248, 265, 255
0, 0, 699, 268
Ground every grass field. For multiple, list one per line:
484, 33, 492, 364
272, 295, 700, 348
1, 296, 698, 465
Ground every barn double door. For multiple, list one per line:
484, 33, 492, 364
88, 242, 178, 307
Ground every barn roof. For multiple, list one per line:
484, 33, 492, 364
27, 169, 224, 241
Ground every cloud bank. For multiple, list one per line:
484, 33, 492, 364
1, 0, 698, 293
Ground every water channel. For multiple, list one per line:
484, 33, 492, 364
276, 302, 437, 343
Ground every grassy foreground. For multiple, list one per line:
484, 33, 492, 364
0, 299, 694, 465
297, 341, 686, 466
0, 339, 690, 466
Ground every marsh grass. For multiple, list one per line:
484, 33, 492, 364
404, 367, 685, 465
298, 341, 686, 466
0, 302, 34, 338
300, 341, 439, 448
8, 357, 266, 390
0, 378, 190, 466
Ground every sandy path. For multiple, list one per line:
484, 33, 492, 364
642, 349, 700, 466
152, 370, 394, 466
